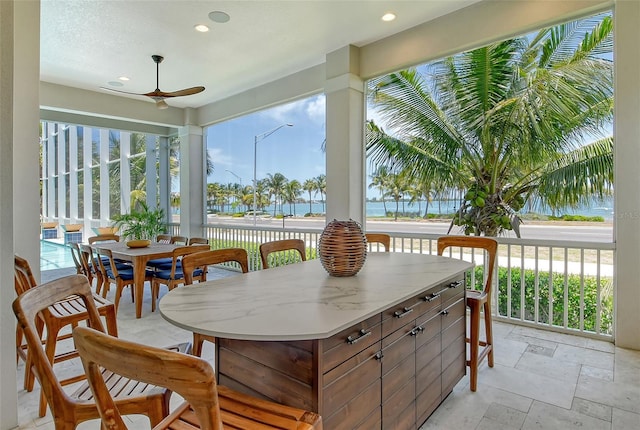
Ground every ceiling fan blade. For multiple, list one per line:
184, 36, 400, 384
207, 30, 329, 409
144, 86, 205, 99
100, 86, 146, 97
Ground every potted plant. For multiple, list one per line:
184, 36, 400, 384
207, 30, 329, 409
112, 202, 166, 248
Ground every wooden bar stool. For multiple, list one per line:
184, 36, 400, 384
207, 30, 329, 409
437, 235, 497, 391
259, 238, 306, 269
365, 233, 391, 252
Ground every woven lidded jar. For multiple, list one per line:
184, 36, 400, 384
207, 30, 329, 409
318, 219, 367, 277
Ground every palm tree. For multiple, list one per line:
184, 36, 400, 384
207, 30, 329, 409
369, 166, 390, 215
303, 179, 316, 215
385, 172, 406, 221
367, 14, 613, 236
284, 180, 302, 216
265, 173, 288, 215
314, 174, 326, 213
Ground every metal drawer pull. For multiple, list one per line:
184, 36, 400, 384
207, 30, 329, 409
410, 326, 424, 336
423, 293, 440, 302
393, 307, 414, 318
441, 310, 449, 316
448, 280, 463, 289
346, 329, 372, 344
374, 351, 384, 360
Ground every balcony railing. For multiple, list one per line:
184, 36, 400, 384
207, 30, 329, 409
175, 222, 615, 341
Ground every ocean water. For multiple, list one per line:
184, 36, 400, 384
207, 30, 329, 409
241, 197, 615, 220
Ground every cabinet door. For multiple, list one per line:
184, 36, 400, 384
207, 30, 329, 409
322, 342, 382, 430
441, 297, 466, 396
381, 322, 416, 429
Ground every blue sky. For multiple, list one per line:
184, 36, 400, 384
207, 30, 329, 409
205, 94, 327, 188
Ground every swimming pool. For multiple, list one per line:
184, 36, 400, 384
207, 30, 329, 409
40, 240, 76, 271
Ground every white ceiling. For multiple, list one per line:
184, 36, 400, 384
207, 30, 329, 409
40, 0, 479, 109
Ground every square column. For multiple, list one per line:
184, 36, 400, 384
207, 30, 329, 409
325, 45, 366, 226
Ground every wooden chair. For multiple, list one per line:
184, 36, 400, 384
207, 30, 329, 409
187, 236, 209, 246
68, 242, 84, 276
181, 248, 249, 356
73, 325, 323, 430
150, 245, 210, 311
96, 247, 153, 313
88, 233, 120, 244
366, 233, 391, 252
13, 274, 186, 429
259, 238, 306, 269
437, 235, 497, 392
14, 257, 118, 417
170, 235, 188, 245
156, 233, 172, 243
79, 244, 102, 294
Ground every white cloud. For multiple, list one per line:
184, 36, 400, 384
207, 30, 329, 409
305, 95, 325, 124
207, 148, 234, 167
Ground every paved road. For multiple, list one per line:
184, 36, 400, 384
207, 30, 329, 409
207, 216, 615, 243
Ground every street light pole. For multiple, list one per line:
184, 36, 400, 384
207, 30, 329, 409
225, 169, 242, 185
252, 123, 293, 225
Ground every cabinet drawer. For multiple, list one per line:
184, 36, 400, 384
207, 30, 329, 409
381, 324, 415, 376
322, 314, 382, 373
439, 276, 465, 305
382, 288, 441, 338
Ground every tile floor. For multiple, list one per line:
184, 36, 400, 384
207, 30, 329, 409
15, 267, 640, 430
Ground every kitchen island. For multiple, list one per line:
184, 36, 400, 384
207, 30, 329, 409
160, 252, 473, 429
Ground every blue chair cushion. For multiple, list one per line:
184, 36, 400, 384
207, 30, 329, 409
154, 267, 203, 281
146, 257, 173, 268
106, 268, 154, 281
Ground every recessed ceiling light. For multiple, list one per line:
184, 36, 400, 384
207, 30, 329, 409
194, 24, 210, 32
108, 81, 124, 87
209, 10, 230, 23
381, 12, 396, 22
118, 76, 130, 81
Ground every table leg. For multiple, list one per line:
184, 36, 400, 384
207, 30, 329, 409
132, 257, 147, 319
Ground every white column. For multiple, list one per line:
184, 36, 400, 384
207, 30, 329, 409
613, 0, 640, 350
0, 2, 18, 427
99, 129, 110, 219
157, 136, 170, 226
179, 121, 205, 239
57, 123, 67, 221
69, 125, 79, 221
145, 135, 158, 208
83, 127, 93, 223
120, 131, 131, 212
324, 45, 366, 226
47, 122, 56, 217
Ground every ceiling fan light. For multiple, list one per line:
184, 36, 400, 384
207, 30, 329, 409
156, 99, 169, 109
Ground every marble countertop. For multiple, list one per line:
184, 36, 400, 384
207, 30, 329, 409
159, 253, 473, 341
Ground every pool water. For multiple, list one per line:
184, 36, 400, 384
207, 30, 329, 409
40, 240, 76, 271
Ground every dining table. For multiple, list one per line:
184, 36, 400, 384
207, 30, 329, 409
159, 252, 473, 429
93, 241, 179, 318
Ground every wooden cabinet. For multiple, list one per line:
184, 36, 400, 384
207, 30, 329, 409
216, 274, 466, 430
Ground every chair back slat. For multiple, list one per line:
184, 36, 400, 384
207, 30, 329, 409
12, 275, 105, 423
182, 248, 249, 285
259, 239, 306, 269
437, 236, 498, 295
365, 233, 391, 252
73, 326, 224, 430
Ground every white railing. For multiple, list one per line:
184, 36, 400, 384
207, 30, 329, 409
192, 223, 615, 340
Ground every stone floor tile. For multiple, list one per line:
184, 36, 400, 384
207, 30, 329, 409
515, 351, 582, 383
614, 347, 640, 385
505, 333, 560, 352
484, 402, 527, 428
581, 365, 614, 382
611, 407, 640, 430
493, 337, 529, 368
576, 374, 640, 414
510, 326, 588, 348
524, 343, 555, 357
522, 401, 610, 430
554, 343, 614, 370
477, 364, 576, 409
572, 397, 612, 422
475, 417, 522, 430
586, 338, 615, 353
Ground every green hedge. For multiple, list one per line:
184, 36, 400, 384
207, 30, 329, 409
470, 266, 613, 335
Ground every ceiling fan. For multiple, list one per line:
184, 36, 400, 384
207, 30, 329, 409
101, 55, 205, 109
